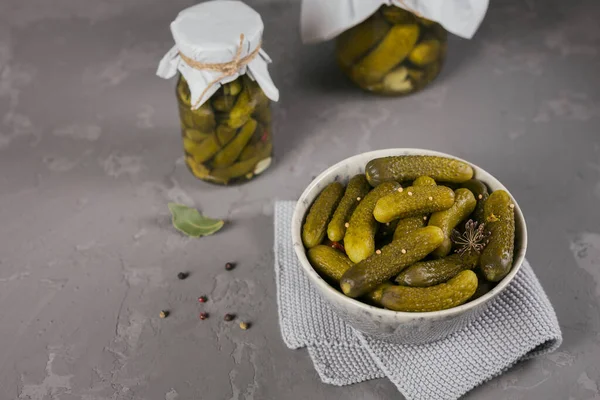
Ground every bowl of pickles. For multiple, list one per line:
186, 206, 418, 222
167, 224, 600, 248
291, 149, 527, 344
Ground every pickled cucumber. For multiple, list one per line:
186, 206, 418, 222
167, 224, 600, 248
373, 185, 455, 223
307, 245, 353, 282
340, 226, 444, 298
335, 3, 448, 96
253, 105, 271, 126
210, 155, 264, 184
307, 245, 392, 307
179, 106, 195, 129
422, 61, 442, 87
344, 181, 400, 263
302, 182, 345, 248
381, 270, 478, 312
177, 76, 192, 106
479, 190, 515, 282
245, 75, 270, 110
239, 141, 272, 162
365, 281, 394, 307
389, 176, 435, 239
413, 176, 437, 187
381, 5, 416, 24
212, 94, 237, 112
212, 118, 257, 168
226, 89, 255, 129
408, 39, 441, 66
395, 253, 479, 287
185, 134, 221, 163
366, 156, 474, 186
350, 24, 420, 86
185, 156, 216, 181
327, 174, 371, 242
336, 13, 390, 67
184, 128, 211, 142
461, 179, 489, 223
393, 216, 426, 240
189, 104, 217, 132
249, 121, 267, 145
407, 68, 425, 83
418, 16, 436, 27
428, 188, 477, 257
223, 79, 242, 96
216, 124, 237, 146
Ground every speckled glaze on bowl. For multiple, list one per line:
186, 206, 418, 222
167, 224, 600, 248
291, 149, 528, 344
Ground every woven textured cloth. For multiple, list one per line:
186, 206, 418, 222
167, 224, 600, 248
275, 201, 562, 400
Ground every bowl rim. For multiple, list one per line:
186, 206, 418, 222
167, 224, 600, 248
292, 148, 528, 320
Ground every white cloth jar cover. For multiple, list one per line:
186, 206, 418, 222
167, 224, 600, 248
157, 0, 279, 110
301, 0, 489, 43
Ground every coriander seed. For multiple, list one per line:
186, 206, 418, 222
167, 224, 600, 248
239, 321, 250, 330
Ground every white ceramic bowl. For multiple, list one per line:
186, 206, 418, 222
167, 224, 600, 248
292, 149, 527, 344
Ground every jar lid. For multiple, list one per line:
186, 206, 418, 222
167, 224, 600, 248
301, 0, 489, 42
157, 0, 279, 109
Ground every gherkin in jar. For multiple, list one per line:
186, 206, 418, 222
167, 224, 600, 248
335, 5, 447, 96
177, 75, 273, 185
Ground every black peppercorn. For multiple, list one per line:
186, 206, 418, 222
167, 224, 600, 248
225, 262, 235, 271
224, 313, 235, 321
177, 272, 189, 280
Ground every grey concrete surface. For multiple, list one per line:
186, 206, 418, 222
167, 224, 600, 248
1, 0, 599, 399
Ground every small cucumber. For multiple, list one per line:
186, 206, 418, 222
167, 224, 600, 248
307, 245, 353, 282
212, 118, 257, 168
413, 175, 437, 187
428, 188, 477, 257
364, 282, 395, 307
381, 270, 478, 312
366, 155, 473, 187
373, 185, 455, 223
340, 226, 444, 298
391, 176, 435, 240
307, 245, 391, 307
350, 24, 420, 86
461, 179, 490, 223
327, 175, 371, 242
344, 181, 400, 263
395, 253, 479, 287
302, 182, 345, 248
479, 190, 515, 282
392, 216, 426, 240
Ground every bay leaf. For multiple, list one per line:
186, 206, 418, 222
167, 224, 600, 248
168, 203, 224, 237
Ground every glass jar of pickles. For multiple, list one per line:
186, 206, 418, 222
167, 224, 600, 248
335, 5, 447, 95
177, 74, 273, 184
157, 1, 279, 185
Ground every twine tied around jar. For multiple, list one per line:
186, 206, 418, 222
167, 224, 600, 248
178, 33, 262, 109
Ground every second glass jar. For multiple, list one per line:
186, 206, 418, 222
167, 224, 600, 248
177, 75, 273, 185
336, 5, 447, 95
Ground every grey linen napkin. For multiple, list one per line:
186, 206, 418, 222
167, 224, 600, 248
274, 201, 562, 400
